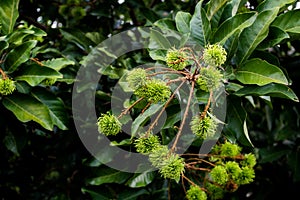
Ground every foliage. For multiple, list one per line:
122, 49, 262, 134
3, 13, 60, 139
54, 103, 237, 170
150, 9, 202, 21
1, 0, 300, 199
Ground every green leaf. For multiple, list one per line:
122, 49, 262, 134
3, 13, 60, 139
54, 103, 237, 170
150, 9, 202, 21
117, 189, 149, 200
257, 26, 289, 50
236, 58, 289, 86
223, 96, 253, 147
190, 0, 211, 46
213, 12, 256, 44
81, 188, 111, 200
42, 58, 75, 71
234, 83, 299, 102
153, 18, 176, 31
3, 131, 19, 156
206, 0, 228, 21
259, 147, 291, 163
235, 8, 279, 65
126, 171, 155, 188
15, 81, 31, 94
149, 28, 172, 49
131, 104, 163, 136
4, 40, 37, 73
31, 88, 69, 130
272, 10, 300, 34
15, 64, 62, 86
227, 0, 246, 16
0, 0, 20, 34
257, 0, 296, 12
87, 167, 131, 186
59, 28, 95, 51
0, 40, 9, 55
175, 11, 191, 34
2, 93, 53, 130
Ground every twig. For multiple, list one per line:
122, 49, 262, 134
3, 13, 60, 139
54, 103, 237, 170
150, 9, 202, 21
146, 80, 186, 137
0, 68, 7, 79
171, 80, 195, 152
200, 90, 213, 119
118, 97, 144, 119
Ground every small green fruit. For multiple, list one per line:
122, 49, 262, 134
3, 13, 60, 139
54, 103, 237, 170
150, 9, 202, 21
134, 134, 161, 154
190, 115, 217, 139
97, 112, 121, 136
134, 79, 171, 103
203, 44, 227, 67
126, 68, 147, 90
196, 67, 223, 92
159, 153, 185, 182
0, 78, 16, 96
186, 185, 207, 200
166, 48, 189, 70
220, 141, 241, 157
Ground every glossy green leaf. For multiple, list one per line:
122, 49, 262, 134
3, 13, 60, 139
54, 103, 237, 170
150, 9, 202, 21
87, 167, 131, 186
81, 188, 111, 200
223, 96, 253, 147
4, 40, 37, 73
236, 58, 289, 86
2, 93, 53, 130
190, 0, 211, 46
131, 104, 163, 136
213, 12, 256, 44
235, 8, 279, 65
31, 88, 69, 130
15, 64, 62, 86
228, 0, 245, 16
60, 28, 95, 51
234, 83, 299, 102
0, 0, 20, 34
149, 28, 172, 49
153, 18, 176, 31
15, 81, 31, 94
257, 0, 296, 12
206, 0, 228, 21
257, 26, 289, 49
272, 10, 300, 34
42, 58, 75, 71
126, 171, 155, 188
175, 11, 191, 34
3, 131, 19, 156
6, 28, 35, 45
0, 40, 9, 55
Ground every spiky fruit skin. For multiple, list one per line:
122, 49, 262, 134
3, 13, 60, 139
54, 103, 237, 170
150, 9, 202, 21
203, 44, 227, 67
0, 78, 16, 96
210, 165, 229, 185
134, 134, 161, 154
190, 115, 217, 139
220, 141, 241, 157
134, 79, 171, 103
159, 153, 185, 182
186, 185, 207, 200
126, 68, 147, 90
166, 48, 189, 70
148, 145, 185, 182
97, 112, 121, 136
196, 67, 223, 92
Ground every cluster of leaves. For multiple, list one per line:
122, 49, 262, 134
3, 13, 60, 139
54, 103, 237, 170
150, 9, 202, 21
1, 0, 300, 199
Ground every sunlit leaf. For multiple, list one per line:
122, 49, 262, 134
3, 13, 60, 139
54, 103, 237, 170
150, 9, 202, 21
236, 58, 289, 86
3, 93, 53, 130
0, 0, 19, 34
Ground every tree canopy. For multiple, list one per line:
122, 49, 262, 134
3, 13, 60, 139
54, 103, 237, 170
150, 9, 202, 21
1, 0, 300, 199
